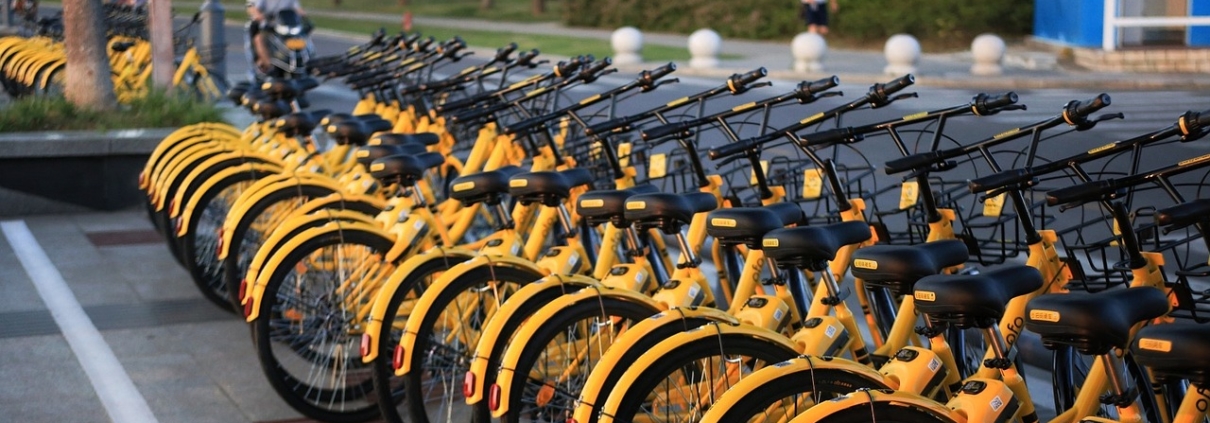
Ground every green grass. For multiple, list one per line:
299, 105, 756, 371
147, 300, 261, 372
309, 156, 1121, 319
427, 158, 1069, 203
222, 8, 703, 62
0, 90, 226, 132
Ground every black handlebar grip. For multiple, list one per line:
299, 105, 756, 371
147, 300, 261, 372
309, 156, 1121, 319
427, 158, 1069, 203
1067, 93, 1112, 122
884, 150, 943, 175
502, 114, 550, 135
585, 115, 638, 136
641, 121, 691, 141
554, 58, 580, 76
580, 57, 613, 77
494, 42, 518, 62
804, 75, 840, 95
708, 138, 759, 161
729, 67, 768, 89
881, 74, 915, 95
968, 168, 1031, 193
1155, 198, 1210, 228
514, 49, 540, 67
799, 127, 857, 148
972, 92, 1018, 116
1046, 179, 1116, 206
414, 36, 435, 52
642, 62, 677, 85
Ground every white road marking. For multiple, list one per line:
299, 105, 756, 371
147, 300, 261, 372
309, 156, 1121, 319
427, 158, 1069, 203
1, 220, 159, 423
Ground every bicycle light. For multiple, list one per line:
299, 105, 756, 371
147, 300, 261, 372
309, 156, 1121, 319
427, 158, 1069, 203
359, 333, 371, 358
489, 383, 502, 411
215, 228, 224, 256
393, 345, 404, 370
243, 297, 253, 317
463, 372, 475, 397
238, 279, 248, 302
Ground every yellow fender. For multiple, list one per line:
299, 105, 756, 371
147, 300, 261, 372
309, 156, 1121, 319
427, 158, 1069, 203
156, 147, 279, 211
174, 162, 283, 238
238, 208, 380, 305
785, 386, 962, 423
244, 220, 393, 322
393, 254, 547, 376
464, 274, 600, 403
217, 175, 345, 258
598, 322, 800, 423
360, 246, 481, 362
224, 172, 342, 217
570, 307, 738, 423
148, 137, 238, 198
699, 355, 891, 423
168, 150, 285, 218
491, 285, 662, 416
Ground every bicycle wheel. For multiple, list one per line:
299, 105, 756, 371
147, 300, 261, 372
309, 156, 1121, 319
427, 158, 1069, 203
604, 324, 799, 423
368, 255, 469, 423
499, 294, 662, 423
254, 227, 395, 423
180, 170, 266, 312
572, 309, 729, 423
700, 356, 890, 423
397, 265, 543, 423
222, 183, 336, 310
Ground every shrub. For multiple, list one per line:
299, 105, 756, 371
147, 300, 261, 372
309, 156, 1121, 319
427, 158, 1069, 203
0, 90, 226, 132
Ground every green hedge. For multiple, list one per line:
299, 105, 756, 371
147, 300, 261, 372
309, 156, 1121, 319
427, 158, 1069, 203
563, 0, 1032, 45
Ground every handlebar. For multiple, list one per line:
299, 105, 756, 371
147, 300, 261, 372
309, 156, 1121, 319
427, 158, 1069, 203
493, 43, 519, 63
727, 67, 767, 93
1062, 93, 1111, 125
971, 92, 1020, 116
707, 75, 914, 161
799, 76, 840, 100
641, 62, 677, 87
1046, 179, 1117, 206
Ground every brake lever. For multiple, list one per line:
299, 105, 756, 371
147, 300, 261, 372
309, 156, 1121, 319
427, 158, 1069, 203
1075, 112, 1125, 131
642, 78, 679, 92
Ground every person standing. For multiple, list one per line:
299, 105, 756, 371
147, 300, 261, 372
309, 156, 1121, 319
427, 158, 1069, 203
800, 0, 838, 35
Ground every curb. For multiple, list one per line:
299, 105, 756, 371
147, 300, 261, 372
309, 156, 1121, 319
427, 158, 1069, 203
0, 128, 175, 216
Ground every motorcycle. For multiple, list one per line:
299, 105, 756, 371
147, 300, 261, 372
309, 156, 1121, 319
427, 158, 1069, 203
248, 9, 313, 83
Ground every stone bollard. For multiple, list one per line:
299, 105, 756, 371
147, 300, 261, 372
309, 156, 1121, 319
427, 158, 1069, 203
199, 0, 228, 86
883, 34, 920, 75
688, 28, 721, 69
791, 32, 827, 72
970, 33, 1006, 76
611, 27, 644, 65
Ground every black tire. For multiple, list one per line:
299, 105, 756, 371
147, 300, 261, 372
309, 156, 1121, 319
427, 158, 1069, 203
254, 227, 394, 423
704, 360, 890, 423
179, 170, 270, 312
499, 296, 662, 423
575, 314, 721, 423
607, 327, 799, 423
396, 266, 543, 423
221, 183, 336, 310
368, 255, 470, 423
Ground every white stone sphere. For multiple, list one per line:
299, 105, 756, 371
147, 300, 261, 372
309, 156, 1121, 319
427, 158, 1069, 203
884, 34, 921, 75
688, 28, 721, 69
791, 32, 827, 72
971, 33, 1006, 75
611, 27, 644, 65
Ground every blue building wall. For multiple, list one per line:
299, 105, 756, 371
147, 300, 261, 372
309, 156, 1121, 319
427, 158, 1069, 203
1035, 0, 1210, 47
1192, 1, 1210, 45
1035, 0, 1104, 47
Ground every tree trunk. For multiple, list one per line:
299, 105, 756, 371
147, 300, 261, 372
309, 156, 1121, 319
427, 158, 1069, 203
532, 0, 544, 15
62, 0, 116, 111
148, 0, 175, 89
480, 0, 493, 11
